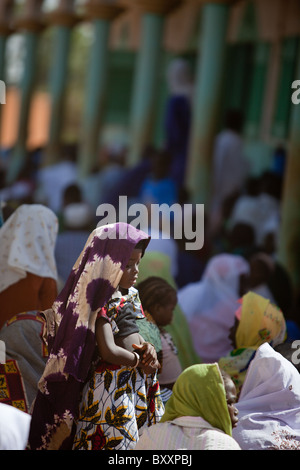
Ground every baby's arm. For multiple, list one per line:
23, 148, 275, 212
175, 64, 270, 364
96, 318, 160, 373
95, 317, 139, 367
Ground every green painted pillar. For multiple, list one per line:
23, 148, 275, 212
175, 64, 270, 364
128, 0, 181, 167
78, 1, 124, 178
128, 14, 164, 166
185, 2, 231, 204
0, 35, 8, 127
6, 0, 44, 184
0, 36, 6, 83
244, 42, 270, 139
272, 38, 299, 140
79, 19, 110, 177
44, 3, 78, 165
0, 2, 14, 97
222, 43, 252, 113
278, 47, 300, 291
7, 31, 41, 183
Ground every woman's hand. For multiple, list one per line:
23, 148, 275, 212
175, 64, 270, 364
132, 342, 160, 373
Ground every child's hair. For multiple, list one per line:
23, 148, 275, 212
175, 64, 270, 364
135, 239, 149, 256
137, 276, 177, 311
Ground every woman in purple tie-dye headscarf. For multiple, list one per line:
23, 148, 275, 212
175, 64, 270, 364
29, 223, 164, 450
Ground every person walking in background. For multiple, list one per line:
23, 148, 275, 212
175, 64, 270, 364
164, 58, 193, 191
210, 109, 250, 235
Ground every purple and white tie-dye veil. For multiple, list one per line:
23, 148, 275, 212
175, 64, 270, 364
29, 223, 150, 450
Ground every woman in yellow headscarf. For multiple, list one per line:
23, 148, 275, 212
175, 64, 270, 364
135, 363, 240, 450
219, 291, 286, 395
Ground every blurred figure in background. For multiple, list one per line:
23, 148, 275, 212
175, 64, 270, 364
210, 109, 250, 235
35, 144, 78, 214
55, 200, 94, 284
164, 58, 193, 192
178, 254, 250, 363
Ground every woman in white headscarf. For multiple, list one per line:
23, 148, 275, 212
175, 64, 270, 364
233, 342, 300, 450
177, 254, 250, 363
0, 204, 58, 328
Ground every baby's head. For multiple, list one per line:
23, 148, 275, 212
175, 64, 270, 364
137, 276, 177, 327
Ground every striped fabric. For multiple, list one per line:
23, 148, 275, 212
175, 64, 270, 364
135, 416, 241, 450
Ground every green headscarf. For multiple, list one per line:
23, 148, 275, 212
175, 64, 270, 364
138, 251, 201, 369
160, 363, 232, 436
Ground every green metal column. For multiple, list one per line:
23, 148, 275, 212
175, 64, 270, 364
128, 0, 181, 167
7, 31, 41, 183
0, 36, 6, 86
0, 2, 14, 127
128, 13, 164, 166
0, 36, 7, 126
278, 46, 300, 291
272, 38, 299, 140
185, 2, 231, 204
78, 2, 124, 178
6, 0, 44, 184
222, 43, 253, 114
44, 3, 78, 165
244, 42, 270, 139
79, 19, 110, 177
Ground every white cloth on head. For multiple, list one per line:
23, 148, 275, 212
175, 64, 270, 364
63, 202, 93, 229
0, 204, 58, 293
233, 343, 300, 450
178, 254, 250, 363
166, 57, 194, 100
0, 403, 31, 450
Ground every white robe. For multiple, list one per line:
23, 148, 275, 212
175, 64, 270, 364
233, 343, 300, 450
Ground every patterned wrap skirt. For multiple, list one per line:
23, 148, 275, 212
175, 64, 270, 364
73, 362, 164, 450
